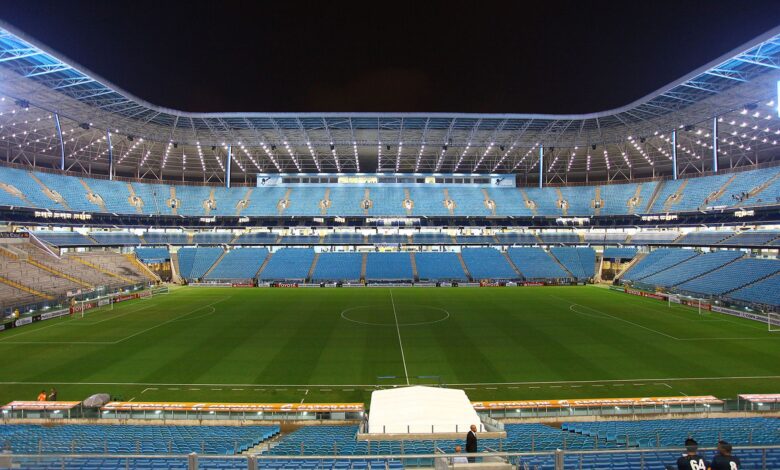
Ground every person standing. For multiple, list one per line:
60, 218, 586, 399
676, 438, 707, 470
36, 390, 46, 401
47, 388, 57, 401
710, 441, 740, 470
465, 424, 478, 463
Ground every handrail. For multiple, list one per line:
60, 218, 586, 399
6, 444, 780, 460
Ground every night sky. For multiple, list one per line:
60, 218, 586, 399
2, 0, 780, 114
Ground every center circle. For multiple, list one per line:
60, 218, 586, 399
340, 305, 450, 327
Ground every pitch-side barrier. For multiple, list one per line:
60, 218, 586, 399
4, 446, 780, 470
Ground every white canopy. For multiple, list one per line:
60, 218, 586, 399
367, 386, 481, 434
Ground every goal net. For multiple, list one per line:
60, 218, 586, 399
152, 286, 169, 295
141, 285, 169, 299
77, 294, 115, 318
769, 312, 780, 332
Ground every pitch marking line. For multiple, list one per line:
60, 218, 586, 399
112, 298, 230, 344
0, 298, 230, 345
3, 296, 165, 342
340, 305, 450, 327
558, 297, 680, 340
389, 290, 410, 386
557, 295, 776, 341
603, 288, 765, 330
3, 375, 780, 388
74, 303, 157, 325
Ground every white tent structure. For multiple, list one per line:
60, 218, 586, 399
367, 386, 482, 434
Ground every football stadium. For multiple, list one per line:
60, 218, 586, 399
0, 5, 779, 469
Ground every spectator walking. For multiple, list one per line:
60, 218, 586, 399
465, 424, 478, 463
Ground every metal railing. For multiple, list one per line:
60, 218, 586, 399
3, 445, 779, 470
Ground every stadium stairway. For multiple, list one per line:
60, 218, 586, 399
549, 252, 575, 278
205, 188, 215, 215
169, 186, 178, 215
170, 251, 182, 284
321, 188, 331, 215
360, 253, 367, 281
456, 252, 472, 281
724, 266, 780, 295
519, 189, 537, 216
643, 181, 665, 213
29, 172, 72, 211
71, 256, 137, 285
662, 179, 689, 212
554, 187, 568, 216
481, 188, 497, 216
124, 253, 161, 282
279, 188, 293, 215
623, 249, 698, 281
78, 178, 108, 212
362, 188, 371, 216
594, 253, 603, 282
403, 188, 413, 216
593, 186, 603, 216
740, 169, 780, 205
0, 244, 26, 260
255, 252, 273, 279
442, 188, 455, 216
0, 180, 32, 206
614, 252, 645, 281
0, 273, 54, 300
202, 250, 228, 278
502, 251, 523, 278
306, 253, 320, 282
234, 188, 250, 216
125, 183, 143, 213
701, 173, 738, 209
641, 250, 744, 288
25, 257, 93, 289
409, 252, 419, 282
627, 184, 643, 214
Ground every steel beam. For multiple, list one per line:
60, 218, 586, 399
712, 117, 718, 172
671, 130, 677, 180
226, 145, 232, 188
538, 145, 544, 188
106, 130, 113, 180
53, 112, 64, 171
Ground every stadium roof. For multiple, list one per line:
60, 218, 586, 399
0, 20, 778, 183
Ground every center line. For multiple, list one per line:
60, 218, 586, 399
389, 290, 410, 385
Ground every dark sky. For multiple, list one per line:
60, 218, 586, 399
2, 0, 780, 114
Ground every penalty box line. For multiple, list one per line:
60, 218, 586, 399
0, 297, 230, 346
553, 295, 776, 341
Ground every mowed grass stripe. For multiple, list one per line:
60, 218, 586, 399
0, 286, 777, 404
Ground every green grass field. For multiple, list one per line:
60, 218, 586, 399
0, 285, 778, 406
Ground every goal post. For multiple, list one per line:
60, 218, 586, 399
769, 312, 780, 332
152, 285, 169, 295
77, 293, 115, 318
142, 285, 169, 299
